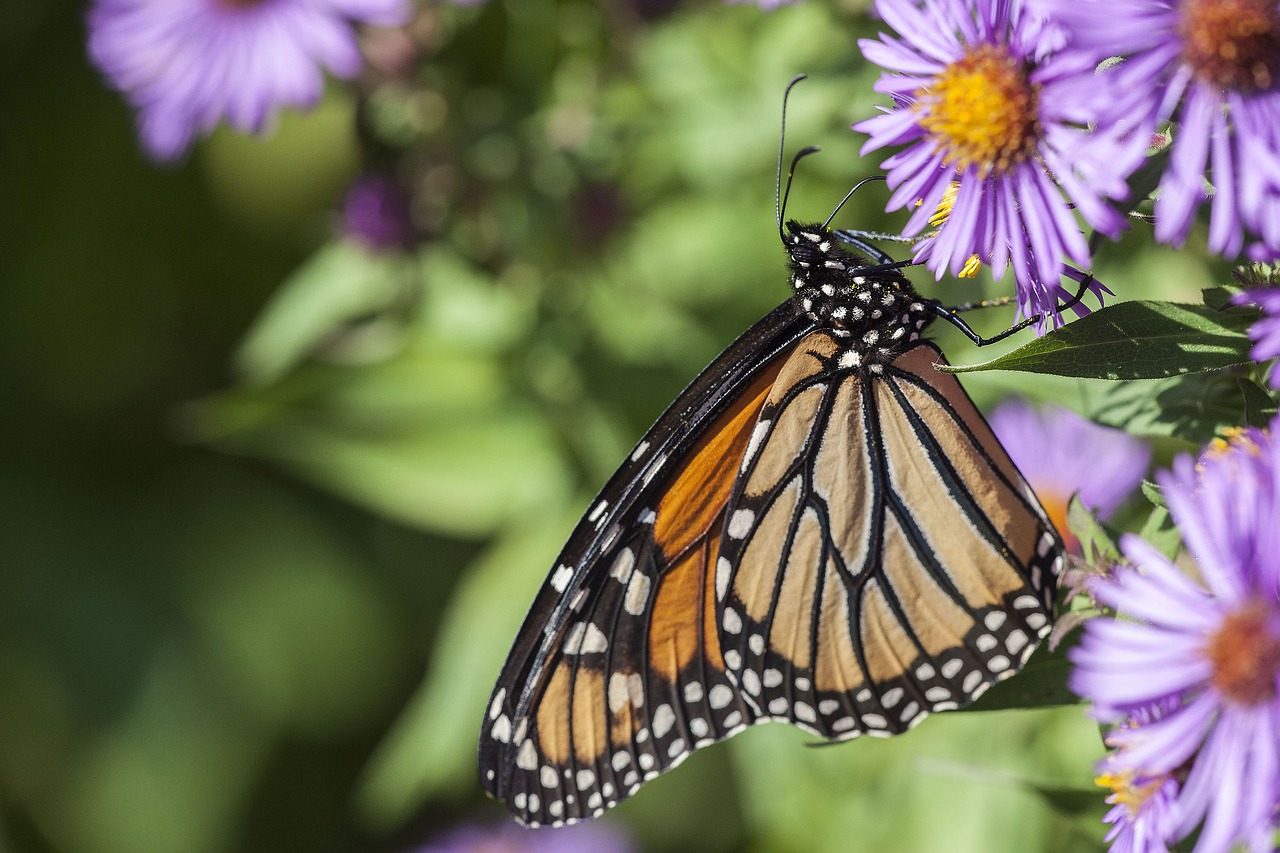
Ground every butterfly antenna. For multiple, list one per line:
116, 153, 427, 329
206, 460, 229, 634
777, 73, 809, 242
780, 146, 822, 241
822, 176, 886, 230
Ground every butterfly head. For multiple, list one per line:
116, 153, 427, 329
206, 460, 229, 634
783, 220, 933, 361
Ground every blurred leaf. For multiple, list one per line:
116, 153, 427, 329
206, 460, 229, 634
1140, 479, 1164, 507
1090, 372, 1276, 444
196, 406, 571, 537
1025, 782, 1109, 820
235, 242, 416, 384
356, 507, 578, 828
943, 301, 1257, 379
1137, 505, 1181, 560
730, 706, 1106, 853
58, 649, 268, 853
180, 486, 404, 736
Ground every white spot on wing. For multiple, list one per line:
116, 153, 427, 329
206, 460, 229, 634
715, 556, 731, 600
708, 685, 733, 709
652, 705, 676, 738
624, 571, 651, 616
610, 548, 636, 582
741, 420, 772, 473
588, 500, 608, 523
491, 715, 512, 742
489, 688, 506, 720
516, 740, 538, 770
550, 564, 573, 593
727, 509, 755, 539
631, 440, 650, 461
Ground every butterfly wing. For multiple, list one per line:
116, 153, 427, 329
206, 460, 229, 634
715, 335, 1062, 739
479, 303, 814, 826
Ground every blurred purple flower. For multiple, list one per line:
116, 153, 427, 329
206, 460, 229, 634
1233, 286, 1280, 387
1095, 709, 1183, 853
854, 0, 1131, 327
340, 174, 414, 251
413, 821, 635, 853
88, 0, 410, 161
990, 400, 1150, 549
1038, 0, 1280, 259
723, 0, 798, 8
1070, 426, 1280, 853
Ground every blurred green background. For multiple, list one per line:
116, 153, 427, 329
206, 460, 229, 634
0, 1, 1223, 852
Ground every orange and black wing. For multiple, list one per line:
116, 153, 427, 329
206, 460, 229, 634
479, 303, 814, 826
715, 336, 1062, 739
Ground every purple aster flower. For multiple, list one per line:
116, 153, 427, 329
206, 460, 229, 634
1096, 736, 1183, 853
989, 400, 1151, 549
339, 174, 415, 251
1038, 0, 1280, 259
854, 0, 1132, 326
1232, 286, 1280, 387
412, 821, 635, 853
88, 0, 410, 161
1070, 425, 1280, 853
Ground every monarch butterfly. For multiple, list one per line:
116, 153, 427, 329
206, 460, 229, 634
479, 76, 1068, 828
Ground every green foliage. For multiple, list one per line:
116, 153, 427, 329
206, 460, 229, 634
944, 301, 1258, 379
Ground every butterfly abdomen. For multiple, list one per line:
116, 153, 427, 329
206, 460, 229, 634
785, 220, 933, 370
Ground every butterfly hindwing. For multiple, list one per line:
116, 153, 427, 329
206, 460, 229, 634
479, 305, 814, 826
715, 336, 1062, 739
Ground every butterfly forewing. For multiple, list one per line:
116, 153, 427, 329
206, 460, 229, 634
479, 305, 813, 826
715, 338, 1062, 739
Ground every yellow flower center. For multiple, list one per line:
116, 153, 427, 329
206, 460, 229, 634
1096, 770, 1166, 818
1205, 426, 1265, 459
916, 44, 1041, 177
1206, 600, 1280, 704
1178, 0, 1280, 93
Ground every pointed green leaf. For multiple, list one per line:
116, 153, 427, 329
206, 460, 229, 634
942, 301, 1257, 379
1068, 497, 1120, 566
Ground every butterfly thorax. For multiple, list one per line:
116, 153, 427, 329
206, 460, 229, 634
784, 221, 934, 369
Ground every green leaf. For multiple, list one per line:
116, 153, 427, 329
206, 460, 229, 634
1067, 497, 1120, 566
942, 301, 1257, 379
1140, 479, 1164, 507
1202, 284, 1246, 311
1137, 505, 1181, 560
1090, 372, 1276, 444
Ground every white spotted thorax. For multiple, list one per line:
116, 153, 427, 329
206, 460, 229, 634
785, 220, 933, 368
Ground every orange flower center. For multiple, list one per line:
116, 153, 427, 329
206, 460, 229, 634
1206, 600, 1280, 704
1034, 486, 1078, 553
916, 44, 1040, 177
1178, 0, 1280, 93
